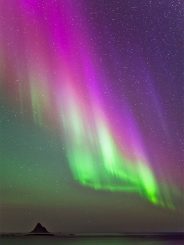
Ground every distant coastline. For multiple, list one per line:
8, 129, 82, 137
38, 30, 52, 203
1, 232, 184, 240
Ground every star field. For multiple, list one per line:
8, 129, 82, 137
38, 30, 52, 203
0, 0, 183, 233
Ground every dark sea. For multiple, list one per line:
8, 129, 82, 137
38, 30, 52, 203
0, 237, 183, 245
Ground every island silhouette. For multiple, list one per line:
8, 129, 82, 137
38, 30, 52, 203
28, 223, 53, 236
26, 222, 77, 237
0, 227, 183, 240
0, 223, 183, 240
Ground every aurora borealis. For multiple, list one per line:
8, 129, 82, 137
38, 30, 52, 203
0, 0, 184, 233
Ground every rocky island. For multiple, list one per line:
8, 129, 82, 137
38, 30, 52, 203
28, 223, 53, 236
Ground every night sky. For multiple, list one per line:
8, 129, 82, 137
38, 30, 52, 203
0, 0, 184, 233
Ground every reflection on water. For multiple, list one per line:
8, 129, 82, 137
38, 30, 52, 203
0, 237, 184, 245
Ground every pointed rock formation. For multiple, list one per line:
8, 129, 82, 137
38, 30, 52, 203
29, 223, 53, 236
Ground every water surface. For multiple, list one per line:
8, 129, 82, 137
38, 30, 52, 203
0, 237, 184, 245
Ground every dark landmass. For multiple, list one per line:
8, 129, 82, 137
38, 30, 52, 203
31, 223, 48, 234
30, 223, 49, 234
72, 232, 184, 240
27, 223, 54, 236
0, 228, 184, 240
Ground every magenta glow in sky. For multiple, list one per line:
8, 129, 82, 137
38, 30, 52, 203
0, 0, 183, 233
